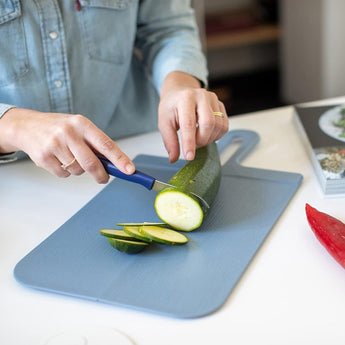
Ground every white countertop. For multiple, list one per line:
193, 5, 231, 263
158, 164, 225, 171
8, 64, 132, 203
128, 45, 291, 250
1, 97, 345, 345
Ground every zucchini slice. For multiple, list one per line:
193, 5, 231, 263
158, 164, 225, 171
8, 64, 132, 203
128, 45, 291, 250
107, 238, 149, 254
99, 228, 138, 241
116, 222, 168, 227
139, 225, 188, 245
123, 226, 152, 243
155, 142, 221, 231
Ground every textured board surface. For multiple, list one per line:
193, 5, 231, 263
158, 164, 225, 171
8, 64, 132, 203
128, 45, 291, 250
14, 130, 303, 318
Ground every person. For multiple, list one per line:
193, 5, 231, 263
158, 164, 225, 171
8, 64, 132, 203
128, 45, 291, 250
0, 0, 228, 184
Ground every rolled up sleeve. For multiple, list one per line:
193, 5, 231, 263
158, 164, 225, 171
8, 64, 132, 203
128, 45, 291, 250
136, 0, 208, 92
0, 104, 22, 163
0, 104, 16, 118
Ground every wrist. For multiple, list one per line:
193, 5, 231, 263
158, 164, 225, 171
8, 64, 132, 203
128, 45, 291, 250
0, 107, 21, 153
160, 71, 202, 98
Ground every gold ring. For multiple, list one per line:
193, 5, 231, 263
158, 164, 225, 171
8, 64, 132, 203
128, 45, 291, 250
213, 111, 224, 118
61, 157, 76, 171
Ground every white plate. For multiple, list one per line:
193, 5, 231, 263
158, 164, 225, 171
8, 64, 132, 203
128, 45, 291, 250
318, 105, 345, 142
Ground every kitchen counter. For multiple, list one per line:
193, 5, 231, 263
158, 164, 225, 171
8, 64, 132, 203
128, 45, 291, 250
1, 97, 345, 345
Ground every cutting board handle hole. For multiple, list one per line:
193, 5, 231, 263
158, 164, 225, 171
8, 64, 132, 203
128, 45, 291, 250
220, 137, 243, 166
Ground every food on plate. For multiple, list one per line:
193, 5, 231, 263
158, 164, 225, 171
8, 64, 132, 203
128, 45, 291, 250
333, 106, 345, 138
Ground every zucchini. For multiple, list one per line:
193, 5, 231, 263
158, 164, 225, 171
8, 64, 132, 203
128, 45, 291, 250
107, 238, 149, 254
100, 224, 190, 254
139, 225, 188, 245
154, 142, 221, 231
123, 226, 152, 243
99, 228, 138, 241
116, 222, 168, 227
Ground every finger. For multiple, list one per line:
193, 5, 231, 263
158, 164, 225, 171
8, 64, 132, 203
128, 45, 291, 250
67, 118, 134, 183
219, 101, 228, 118
55, 143, 84, 176
34, 152, 71, 178
61, 116, 133, 183
215, 101, 229, 140
69, 141, 110, 184
29, 134, 73, 178
178, 99, 197, 161
195, 96, 216, 148
85, 128, 135, 175
33, 130, 82, 177
158, 110, 180, 163
213, 101, 229, 142
210, 101, 225, 142
197, 94, 230, 146
59, 154, 84, 176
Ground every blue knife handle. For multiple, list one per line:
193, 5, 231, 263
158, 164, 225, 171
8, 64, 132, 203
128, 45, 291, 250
97, 155, 155, 190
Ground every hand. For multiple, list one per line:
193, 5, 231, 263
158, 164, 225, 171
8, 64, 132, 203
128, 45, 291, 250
158, 71, 228, 163
0, 108, 135, 183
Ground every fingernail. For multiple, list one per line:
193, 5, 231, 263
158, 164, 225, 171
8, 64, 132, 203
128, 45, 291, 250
126, 163, 135, 174
186, 151, 194, 160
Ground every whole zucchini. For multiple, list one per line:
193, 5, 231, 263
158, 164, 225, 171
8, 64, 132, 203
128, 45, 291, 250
154, 142, 221, 231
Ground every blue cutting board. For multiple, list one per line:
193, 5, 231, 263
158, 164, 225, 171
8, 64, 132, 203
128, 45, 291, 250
14, 130, 302, 318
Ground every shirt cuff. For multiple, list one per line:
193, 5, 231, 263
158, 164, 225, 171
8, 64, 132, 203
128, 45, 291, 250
0, 152, 18, 163
0, 103, 16, 118
0, 104, 19, 162
0, 151, 27, 164
153, 55, 208, 93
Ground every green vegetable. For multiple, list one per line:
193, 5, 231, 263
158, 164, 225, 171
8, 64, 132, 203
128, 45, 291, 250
100, 224, 189, 254
123, 226, 152, 242
107, 238, 149, 254
154, 142, 221, 231
116, 222, 168, 227
139, 225, 188, 245
99, 228, 137, 241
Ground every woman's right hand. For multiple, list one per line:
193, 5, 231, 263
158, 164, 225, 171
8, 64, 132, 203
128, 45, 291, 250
0, 108, 135, 183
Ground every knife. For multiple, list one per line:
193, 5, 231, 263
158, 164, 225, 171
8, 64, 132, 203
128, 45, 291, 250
97, 155, 210, 210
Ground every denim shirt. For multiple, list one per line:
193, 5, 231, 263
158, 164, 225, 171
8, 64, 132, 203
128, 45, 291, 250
0, 0, 207, 161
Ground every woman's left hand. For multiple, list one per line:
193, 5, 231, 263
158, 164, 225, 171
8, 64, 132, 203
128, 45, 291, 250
158, 71, 229, 163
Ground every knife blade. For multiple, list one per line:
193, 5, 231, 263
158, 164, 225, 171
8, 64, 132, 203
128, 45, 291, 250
97, 155, 209, 210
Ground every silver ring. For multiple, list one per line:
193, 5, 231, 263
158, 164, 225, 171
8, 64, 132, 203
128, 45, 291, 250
61, 157, 76, 171
213, 111, 224, 118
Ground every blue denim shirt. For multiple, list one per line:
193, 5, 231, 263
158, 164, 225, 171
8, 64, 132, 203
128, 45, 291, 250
0, 0, 207, 160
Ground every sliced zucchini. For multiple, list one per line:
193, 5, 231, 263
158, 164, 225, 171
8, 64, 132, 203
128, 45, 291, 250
116, 222, 168, 227
123, 226, 152, 243
154, 190, 203, 231
155, 142, 221, 231
107, 238, 149, 254
139, 225, 188, 245
100, 228, 138, 241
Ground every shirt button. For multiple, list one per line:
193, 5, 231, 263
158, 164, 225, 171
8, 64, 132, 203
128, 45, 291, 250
54, 80, 63, 88
49, 31, 58, 40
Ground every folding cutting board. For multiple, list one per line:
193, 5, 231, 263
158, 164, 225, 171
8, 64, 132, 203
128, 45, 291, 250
14, 130, 303, 318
